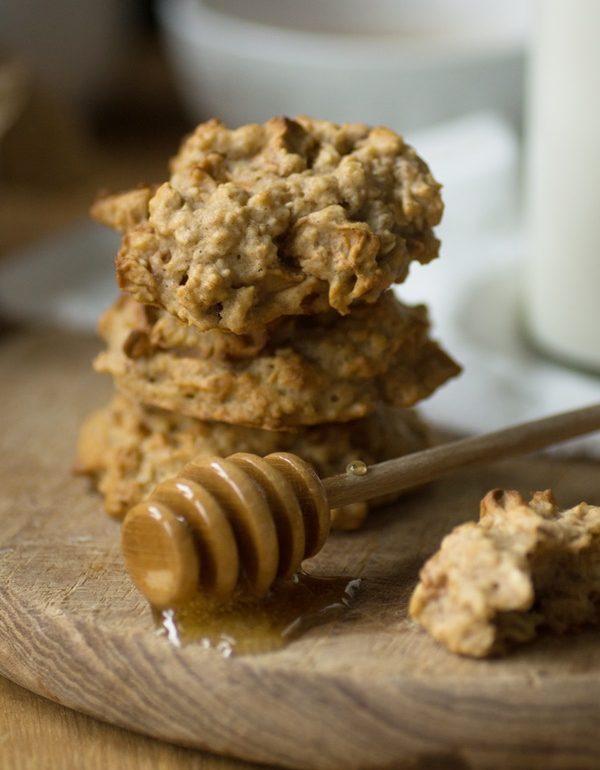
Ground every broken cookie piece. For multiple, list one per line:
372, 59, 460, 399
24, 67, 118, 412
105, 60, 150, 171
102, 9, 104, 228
409, 489, 600, 657
94, 116, 443, 333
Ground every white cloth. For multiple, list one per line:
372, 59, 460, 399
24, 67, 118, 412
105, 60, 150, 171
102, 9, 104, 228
0, 221, 119, 330
1, 113, 598, 453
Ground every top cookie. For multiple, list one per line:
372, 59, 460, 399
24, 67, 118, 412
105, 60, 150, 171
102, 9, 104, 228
93, 116, 443, 333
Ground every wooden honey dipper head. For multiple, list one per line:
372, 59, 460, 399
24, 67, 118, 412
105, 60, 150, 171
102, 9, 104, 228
121, 452, 330, 608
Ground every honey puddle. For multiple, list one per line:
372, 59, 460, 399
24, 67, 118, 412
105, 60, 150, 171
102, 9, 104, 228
154, 570, 361, 656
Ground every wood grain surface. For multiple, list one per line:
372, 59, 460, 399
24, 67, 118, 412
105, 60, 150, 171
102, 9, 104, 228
1, 328, 600, 770
0, 674, 266, 770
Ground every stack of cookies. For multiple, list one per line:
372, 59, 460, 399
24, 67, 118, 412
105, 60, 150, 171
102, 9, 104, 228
77, 116, 460, 529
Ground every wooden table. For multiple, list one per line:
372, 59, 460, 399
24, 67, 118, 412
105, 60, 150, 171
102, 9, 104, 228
0, 675, 265, 770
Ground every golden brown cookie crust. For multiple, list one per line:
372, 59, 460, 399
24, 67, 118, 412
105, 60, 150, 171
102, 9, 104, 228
94, 293, 460, 430
93, 116, 443, 333
76, 395, 431, 527
409, 489, 600, 657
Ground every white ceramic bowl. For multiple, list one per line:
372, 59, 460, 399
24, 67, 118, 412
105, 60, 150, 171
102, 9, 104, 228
158, 0, 530, 132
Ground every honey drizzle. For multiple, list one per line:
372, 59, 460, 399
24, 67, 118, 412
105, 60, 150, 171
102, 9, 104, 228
154, 570, 361, 656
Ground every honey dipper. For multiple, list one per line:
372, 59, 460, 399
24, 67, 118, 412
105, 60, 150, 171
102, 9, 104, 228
122, 403, 600, 608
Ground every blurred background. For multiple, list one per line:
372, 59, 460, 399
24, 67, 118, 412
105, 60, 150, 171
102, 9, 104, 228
0, 0, 598, 442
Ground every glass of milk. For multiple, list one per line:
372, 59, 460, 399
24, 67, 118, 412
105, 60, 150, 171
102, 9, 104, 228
525, 0, 600, 373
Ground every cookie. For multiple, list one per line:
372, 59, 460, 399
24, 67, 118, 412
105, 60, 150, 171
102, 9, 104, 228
92, 116, 443, 333
409, 489, 600, 657
94, 293, 460, 430
75, 395, 431, 528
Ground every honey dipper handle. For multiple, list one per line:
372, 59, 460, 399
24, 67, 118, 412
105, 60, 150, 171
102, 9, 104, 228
323, 403, 600, 508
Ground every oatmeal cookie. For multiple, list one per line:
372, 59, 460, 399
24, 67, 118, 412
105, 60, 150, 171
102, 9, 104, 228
93, 116, 443, 333
94, 293, 460, 430
76, 395, 431, 528
409, 489, 600, 657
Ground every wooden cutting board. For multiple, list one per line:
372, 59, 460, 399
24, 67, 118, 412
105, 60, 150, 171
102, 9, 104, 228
1, 328, 599, 770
